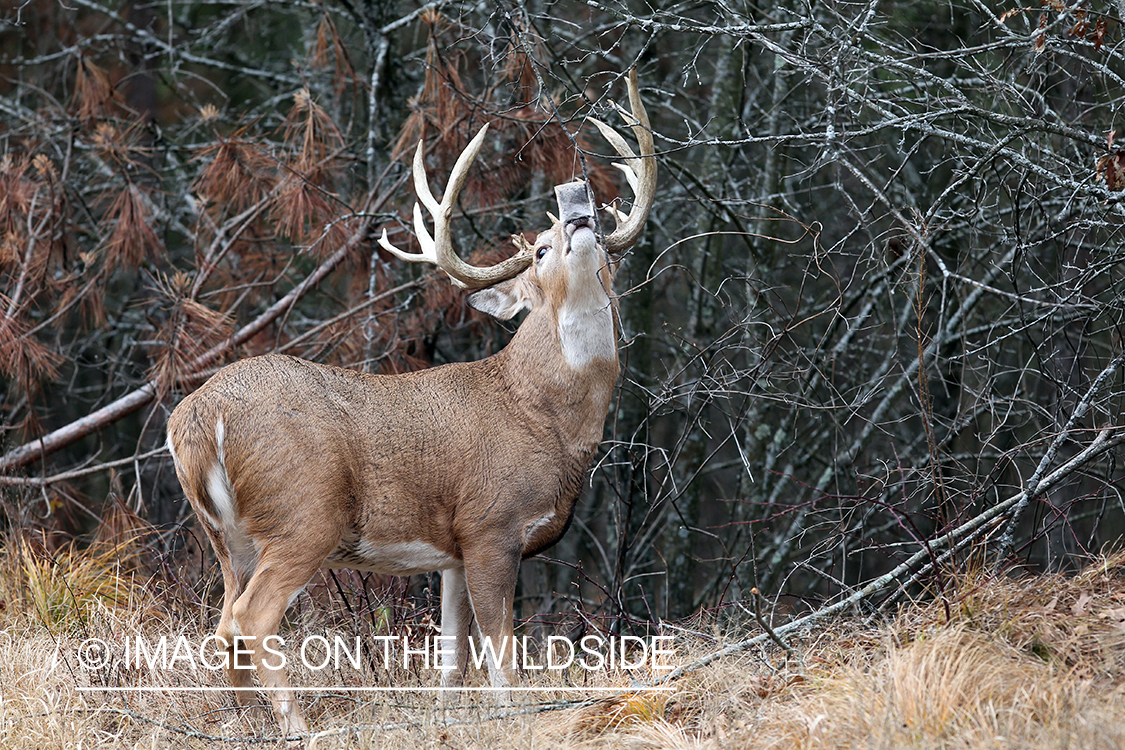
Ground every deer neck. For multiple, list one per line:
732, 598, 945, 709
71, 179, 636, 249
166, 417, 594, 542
496, 301, 618, 457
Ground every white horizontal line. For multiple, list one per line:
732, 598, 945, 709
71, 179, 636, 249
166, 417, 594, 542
77, 686, 671, 693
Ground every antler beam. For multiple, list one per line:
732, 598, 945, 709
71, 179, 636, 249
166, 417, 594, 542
378, 124, 533, 289
590, 68, 657, 254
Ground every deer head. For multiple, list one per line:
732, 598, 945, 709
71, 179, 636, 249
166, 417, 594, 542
165, 69, 655, 737
378, 67, 654, 294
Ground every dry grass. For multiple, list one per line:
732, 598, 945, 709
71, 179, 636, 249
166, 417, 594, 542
2, 541, 1124, 749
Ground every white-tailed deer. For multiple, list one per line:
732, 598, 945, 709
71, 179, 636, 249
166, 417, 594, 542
166, 69, 655, 736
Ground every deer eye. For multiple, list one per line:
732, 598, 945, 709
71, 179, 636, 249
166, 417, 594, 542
535, 246, 549, 260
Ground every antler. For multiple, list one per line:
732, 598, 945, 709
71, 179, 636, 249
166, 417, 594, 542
378, 125, 533, 290
590, 68, 657, 254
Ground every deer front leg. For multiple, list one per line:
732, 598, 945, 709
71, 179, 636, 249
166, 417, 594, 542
439, 565, 472, 689
462, 545, 521, 700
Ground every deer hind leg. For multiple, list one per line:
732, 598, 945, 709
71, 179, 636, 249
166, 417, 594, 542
193, 521, 257, 703
214, 551, 256, 702
228, 550, 325, 737
462, 545, 521, 701
440, 565, 472, 690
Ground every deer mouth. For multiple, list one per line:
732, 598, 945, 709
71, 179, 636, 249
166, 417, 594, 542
565, 216, 597, 255
556, 180, 596, 250
562, 217, 598, 251
565, 215, 594, 234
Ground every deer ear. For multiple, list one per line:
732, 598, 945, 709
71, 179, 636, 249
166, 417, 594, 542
467, 277, 533, 320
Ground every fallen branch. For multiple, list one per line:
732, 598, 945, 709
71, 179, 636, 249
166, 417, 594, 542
653, 425, 1125, 685
995, 350, 1125, 562
0, 214, 375, 475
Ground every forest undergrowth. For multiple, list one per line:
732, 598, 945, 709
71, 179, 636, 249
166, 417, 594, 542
1, 515, 1123, 749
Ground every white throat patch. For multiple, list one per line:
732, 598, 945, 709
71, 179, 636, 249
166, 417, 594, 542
557, 241, 616, 370
558, 302, 615, 369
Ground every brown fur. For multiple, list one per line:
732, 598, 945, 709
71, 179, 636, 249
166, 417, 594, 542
167, 219, 621, 736
168, 71, 653, 734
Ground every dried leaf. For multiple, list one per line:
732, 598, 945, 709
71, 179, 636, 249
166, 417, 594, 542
271, 174, 339, 246
147, 272, 234, 397
194, 135, 276, 213
101, 184, 163, 270
0, 232, 19, 267
1069, 9, 1088, 37
73, 58, 120, 123
1033, 14, 1048, 54
1098, 606, 1125, 623
281, 88, 343, 175
1091, 16, 1107, 51
1072, 591, 1093, 616
0, 295, 64, 397
1097, 151, 1125, 191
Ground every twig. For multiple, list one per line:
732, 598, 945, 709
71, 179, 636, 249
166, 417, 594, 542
995, 351, 1125, 563
746, 587, 794, 663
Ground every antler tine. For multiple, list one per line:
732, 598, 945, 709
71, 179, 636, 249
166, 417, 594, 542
590, 68, 657, 254
377, 124, 533, 290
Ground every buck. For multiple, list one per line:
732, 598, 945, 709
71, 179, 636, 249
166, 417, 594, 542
166, 70, 655, 735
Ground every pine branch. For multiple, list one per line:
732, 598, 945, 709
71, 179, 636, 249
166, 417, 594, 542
0, 213, 375, 475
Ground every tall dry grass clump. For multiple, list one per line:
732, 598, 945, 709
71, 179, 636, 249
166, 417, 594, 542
746, 626, 1123, 749
0, 512, 181, 749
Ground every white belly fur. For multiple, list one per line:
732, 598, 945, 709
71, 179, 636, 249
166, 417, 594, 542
326, 539, 456, 575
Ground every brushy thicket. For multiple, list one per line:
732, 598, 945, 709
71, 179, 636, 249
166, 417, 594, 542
1, 527, 1124, 747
